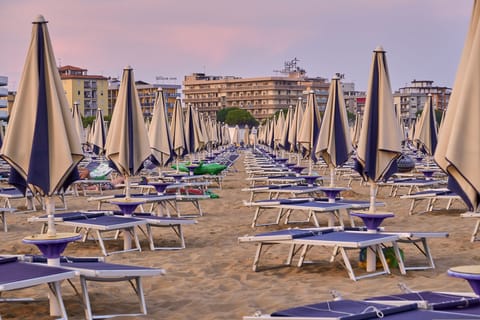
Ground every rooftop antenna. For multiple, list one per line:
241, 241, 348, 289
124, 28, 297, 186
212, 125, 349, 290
273, 57, 306, 76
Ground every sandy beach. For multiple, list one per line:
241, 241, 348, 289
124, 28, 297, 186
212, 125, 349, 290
0, 150, 477, 319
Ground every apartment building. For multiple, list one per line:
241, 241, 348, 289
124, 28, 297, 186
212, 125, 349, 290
0, 76, 7, 119
58, 65, 109, 117
394, 80, 451, 125
183, 72, 330, 121
108, 79, 180, 118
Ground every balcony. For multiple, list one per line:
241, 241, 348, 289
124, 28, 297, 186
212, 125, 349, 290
0, 87, 8, 97
0, 76, 7, 86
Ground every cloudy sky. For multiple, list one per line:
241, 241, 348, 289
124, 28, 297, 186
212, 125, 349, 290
0, 0, 473, 91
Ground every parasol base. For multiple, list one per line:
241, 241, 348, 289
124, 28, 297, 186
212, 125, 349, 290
110, 199, 146, 216
149, 182, 172, 195
318, 186, 348, 203
23, 232, 81, 260
448, 266, 480, 295
350, 211, 395, 232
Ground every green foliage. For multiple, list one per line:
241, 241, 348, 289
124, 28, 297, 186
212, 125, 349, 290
82, 116, 95, 128
217, 107, 258, 127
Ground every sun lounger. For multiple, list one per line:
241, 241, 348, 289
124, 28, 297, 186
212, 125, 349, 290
112, 212, 197, 250
0, 207, 17, 232
242, 185, 323, 202
243, 297, 480, 319
400, 188, 463, 214
0, 186, 36, 211
27, 255, 165, 320
29, 212, 146, 256
460, 211, 480, 242
380, 178, 442, 197
0, 256, 75, 319
239, 228, 402, 281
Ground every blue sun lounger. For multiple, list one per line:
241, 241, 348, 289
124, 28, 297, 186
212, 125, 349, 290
238, 228, 402, 281
243, 298, 480, 319
0, 256, 75, 319
27, 255, 165, 320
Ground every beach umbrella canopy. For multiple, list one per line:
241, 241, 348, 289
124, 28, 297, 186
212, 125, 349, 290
170, 98, 188, 170
413, 94, 438, 157
279, 105, 293, 152
274, 111, 286, 150
434, 0, 480, 212
351, 112, 362, 149
184, 104, 205, 156
105, 66, 150, 196
231, 125, 240, 146
243, 124, 250, 146
354, 46, 403, 211
149, 89, 174, 167
72, 101, 85, 146
0, 15, 83, 237
92, 108, 107, 156
315, 75, 353, 185
288, 97, 304, 155
298, 91, 322, 173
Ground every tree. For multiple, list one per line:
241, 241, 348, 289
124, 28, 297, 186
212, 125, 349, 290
225, 109, 259, 127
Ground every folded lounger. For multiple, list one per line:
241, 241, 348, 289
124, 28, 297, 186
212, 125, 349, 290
28, 256, 165, 320
243, 297, 480, 319
0, 256, 75, 319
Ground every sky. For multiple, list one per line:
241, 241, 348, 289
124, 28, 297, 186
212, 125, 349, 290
0, 0, 473, 92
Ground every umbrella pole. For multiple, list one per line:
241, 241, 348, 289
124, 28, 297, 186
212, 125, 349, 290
176, 157, 179, 173
46, 196, 57, 238
330, 167, 335, 187
369, 182, 377, 213
308, 158, 312, 175
125, 175, 131, 198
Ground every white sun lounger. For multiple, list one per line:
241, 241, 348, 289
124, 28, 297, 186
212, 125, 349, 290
400, 188, 463, 214
239, 228, 403, 281
0, 256, 76, 319
26, 256, 165, 320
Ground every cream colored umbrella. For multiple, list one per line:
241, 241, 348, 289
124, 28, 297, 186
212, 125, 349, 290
289, 97, 305, 164
149, 88, 173, 167
298, 91, 322, 174
0, 15, 83, 316
105, 65, 151, 198
355, 46, 403, 211
435, 0, 480, 212
72, 101, 85, 147
413, 94, 438, 160
92, 108, 107, 156
315, 75, 353, 186
170, 98, 187, 171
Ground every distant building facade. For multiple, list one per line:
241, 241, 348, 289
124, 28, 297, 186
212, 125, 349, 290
0, 76, 8, 119
393, 80, 451, 125
182, 59, 330, 121
108, 79, 181, 118
58, 65, 109, 117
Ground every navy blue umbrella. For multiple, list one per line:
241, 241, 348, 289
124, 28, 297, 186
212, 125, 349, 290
355, 46, 403, 212
315, 75, 353, 186
92, 107, 107, 156
0, 15, 83, 236
298, 91, 322, 174
105, 66, 151, 198
413, 94, 438, 158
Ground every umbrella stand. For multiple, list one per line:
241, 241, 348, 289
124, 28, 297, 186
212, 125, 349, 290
330, 167, 335, 187
125, 175, 131, 198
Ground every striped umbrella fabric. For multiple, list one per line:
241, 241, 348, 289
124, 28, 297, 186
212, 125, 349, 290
105, 66, 150, 193
434, 0, 480, 211
413, 94, 438, 157
298, 91, 322, 173
355, 46, 403, 211
1, 15, 83, 197
148, 89, 173, 167
170, 98, 188, 170
0, 15, 83, 239
92, 108, 107, 156
315, 75, 353, 185
72, 102, 85, 146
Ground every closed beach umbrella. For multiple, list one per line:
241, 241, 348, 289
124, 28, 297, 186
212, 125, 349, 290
243, 124, 250, 146
414, 94, 438, 158
149, 88, 173, 167
434, 1, 480, 212
274, 111, 285, 151
0, 15, 83, 238
351, 112, 362, 149
184, 104, 205, 157
105, 66, 150, 197
92, 107, 107, 156
355, 46, 403, 211
315, 75, 353, 186
170, 98, 187, 170
279, 105, 293, 152
231, 125, 240, 146
72, 101, 85, 146
298, 91, 322, 174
